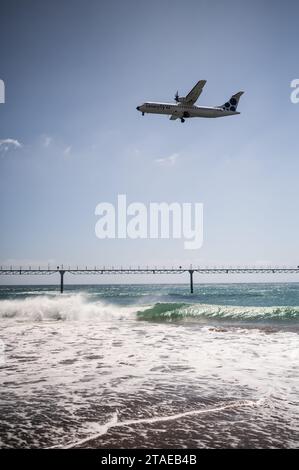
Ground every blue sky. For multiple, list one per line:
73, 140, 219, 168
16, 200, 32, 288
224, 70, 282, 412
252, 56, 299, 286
1, 0, 299, 283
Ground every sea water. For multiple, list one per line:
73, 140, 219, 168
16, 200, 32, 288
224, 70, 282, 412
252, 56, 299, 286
0, 283, 298, 448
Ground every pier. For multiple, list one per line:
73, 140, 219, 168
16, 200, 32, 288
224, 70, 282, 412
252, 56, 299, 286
0, 266, 299, 293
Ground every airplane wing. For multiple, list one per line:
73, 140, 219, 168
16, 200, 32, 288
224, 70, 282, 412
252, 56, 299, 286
185, 80, 207, 105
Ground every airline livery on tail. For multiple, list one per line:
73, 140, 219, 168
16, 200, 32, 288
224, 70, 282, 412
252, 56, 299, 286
136, 80, 244, 123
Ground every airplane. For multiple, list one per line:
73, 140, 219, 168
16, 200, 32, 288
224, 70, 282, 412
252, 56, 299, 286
136, 80, 244, 123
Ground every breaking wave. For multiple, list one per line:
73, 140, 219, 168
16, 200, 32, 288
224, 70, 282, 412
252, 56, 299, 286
0, 294, 138, 322
0, 294, 298, 324
137, 302, 299, 322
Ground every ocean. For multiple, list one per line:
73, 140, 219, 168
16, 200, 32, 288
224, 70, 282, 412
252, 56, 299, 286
0, 282, 298, 449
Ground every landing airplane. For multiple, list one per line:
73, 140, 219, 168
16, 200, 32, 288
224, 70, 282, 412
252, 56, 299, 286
136, 80, 244, 123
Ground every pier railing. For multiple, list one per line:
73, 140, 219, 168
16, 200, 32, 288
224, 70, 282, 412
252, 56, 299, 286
0, 266, 299, 293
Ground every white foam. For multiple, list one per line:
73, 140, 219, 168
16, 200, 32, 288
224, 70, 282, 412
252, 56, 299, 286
1, 293, 298, 448
146, 303, 299, 321
56, 399, 264, 449
0, 294, 140, 322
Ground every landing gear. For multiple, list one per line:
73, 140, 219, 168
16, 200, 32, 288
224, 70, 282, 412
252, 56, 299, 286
180, 118, 185, 123
142, 112, 145, 116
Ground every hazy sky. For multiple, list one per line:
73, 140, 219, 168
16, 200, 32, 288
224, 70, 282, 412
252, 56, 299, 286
1, 0, 299, 284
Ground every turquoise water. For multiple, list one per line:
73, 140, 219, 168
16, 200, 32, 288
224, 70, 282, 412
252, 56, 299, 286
0, 283, 298, 448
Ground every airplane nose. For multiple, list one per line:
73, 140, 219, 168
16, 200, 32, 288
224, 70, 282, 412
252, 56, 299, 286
136, 106, 140, 111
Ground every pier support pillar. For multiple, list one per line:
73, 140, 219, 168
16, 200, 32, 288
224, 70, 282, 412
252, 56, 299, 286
189, 270, 194, 294
59, 270, 65, 293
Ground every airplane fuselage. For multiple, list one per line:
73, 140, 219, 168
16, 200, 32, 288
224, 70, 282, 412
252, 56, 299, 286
137, 102, 240, 119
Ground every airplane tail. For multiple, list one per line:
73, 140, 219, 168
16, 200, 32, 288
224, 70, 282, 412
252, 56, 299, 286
221, 91, 244, 111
